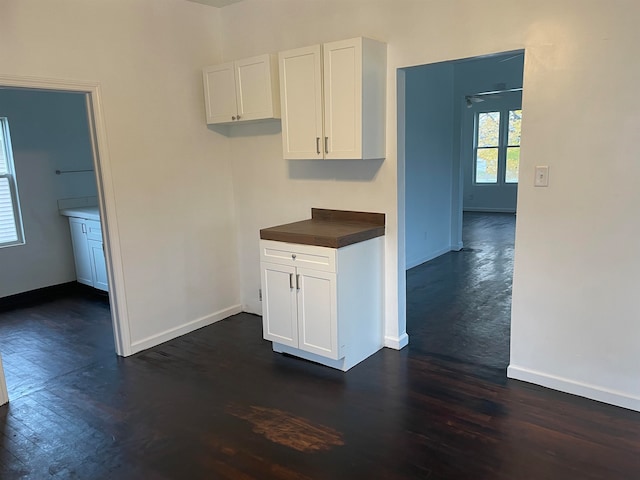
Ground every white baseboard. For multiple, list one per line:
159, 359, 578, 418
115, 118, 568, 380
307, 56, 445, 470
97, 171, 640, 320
0, 354, 8, 406
463, 207, 516, 213
406, 246, 454, 270
507, 364, 640, 412
384, 333, 409, 350
129, 304, 242, 355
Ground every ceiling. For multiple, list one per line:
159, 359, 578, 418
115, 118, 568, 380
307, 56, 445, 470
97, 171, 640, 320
185, 0, 244, 7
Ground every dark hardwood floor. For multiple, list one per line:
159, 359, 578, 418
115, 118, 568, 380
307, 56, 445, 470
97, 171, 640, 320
1, 213, 639, 479
407, 212, 515, 370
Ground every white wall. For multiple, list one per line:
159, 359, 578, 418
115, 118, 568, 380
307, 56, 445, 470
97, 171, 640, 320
0, 89, 96, 298
0, 0, 241, 349
455, 55, 524, 212
404, 63, 455, 269
220, 0, 640, 410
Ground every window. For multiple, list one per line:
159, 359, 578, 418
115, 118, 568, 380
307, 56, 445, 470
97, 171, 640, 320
0, 118, 24, 247
474, 109, 522, 184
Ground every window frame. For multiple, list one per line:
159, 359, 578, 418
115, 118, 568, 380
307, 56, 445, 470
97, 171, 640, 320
473, 111, 501, 184
504, 109, 521, 184
0, 117, 25, 248
473, 108, 521, 186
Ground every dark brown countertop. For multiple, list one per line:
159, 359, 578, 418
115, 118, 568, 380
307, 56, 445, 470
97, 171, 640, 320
260, 208, 385, 248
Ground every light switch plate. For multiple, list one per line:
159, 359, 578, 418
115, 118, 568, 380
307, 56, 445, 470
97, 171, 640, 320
535, 166, 549, 187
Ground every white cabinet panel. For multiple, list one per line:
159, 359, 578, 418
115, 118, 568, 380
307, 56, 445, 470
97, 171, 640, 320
260, 240, 335, 271
85, 220, 102, 241
69, 218, 93, 286
323, 39, 360, 159
279, 45, 323, 159
89, 239, 108, 292
203, 54, 280, 125
235, 55, 279, 121
203, 62, 237, 124
297, 268, 338, 359
261, 262, 298, 347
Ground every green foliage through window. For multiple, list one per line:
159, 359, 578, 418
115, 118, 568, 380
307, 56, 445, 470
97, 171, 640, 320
474, 109, 521, 185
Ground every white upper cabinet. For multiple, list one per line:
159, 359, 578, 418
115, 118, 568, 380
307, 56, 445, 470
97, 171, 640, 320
203, 54, 280, 125
279, 37, 387, 160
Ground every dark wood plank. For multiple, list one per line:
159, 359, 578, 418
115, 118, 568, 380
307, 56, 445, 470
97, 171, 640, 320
260, 208, 385, 248
310, 208, 385, 226
0, 212, 638, 479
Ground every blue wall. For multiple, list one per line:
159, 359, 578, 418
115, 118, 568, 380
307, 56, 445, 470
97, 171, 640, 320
404, 63, 455, 269
0, 89, 97, 297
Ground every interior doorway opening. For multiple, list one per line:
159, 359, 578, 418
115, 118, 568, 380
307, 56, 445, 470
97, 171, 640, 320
398, 50, 524, 371
0, 75, 130, 403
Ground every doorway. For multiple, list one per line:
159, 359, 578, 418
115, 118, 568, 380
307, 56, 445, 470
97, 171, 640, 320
399, 51, 524, 370
0, 75, 130, 368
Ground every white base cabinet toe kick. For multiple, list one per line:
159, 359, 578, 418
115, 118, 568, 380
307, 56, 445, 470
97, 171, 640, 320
259, 237, 384, 371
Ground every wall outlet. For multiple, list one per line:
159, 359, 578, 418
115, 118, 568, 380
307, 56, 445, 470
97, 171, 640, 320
258, 288, 262, 301
535, 166, 549, 187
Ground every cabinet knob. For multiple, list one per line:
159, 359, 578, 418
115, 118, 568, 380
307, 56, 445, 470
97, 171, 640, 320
232, 116, 236, 120
291, 254, 296, 260
237, 115, 241, 120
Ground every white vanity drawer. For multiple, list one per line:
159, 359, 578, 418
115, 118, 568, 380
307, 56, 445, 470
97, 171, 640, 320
85, 220, 103, 241
260, 240, 336, 272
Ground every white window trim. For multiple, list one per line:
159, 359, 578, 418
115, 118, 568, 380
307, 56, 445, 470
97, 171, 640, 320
473, 110, 501, 185
473, 108, 521, 186
0, 117, 25, 248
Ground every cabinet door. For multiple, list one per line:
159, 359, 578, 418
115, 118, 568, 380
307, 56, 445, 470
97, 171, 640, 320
296, 267, 340, 359
279, 45, 323, 159
88, 239, 109, 292
203, 62, 238, 124
235, 54, 278, 121
323, 38, 362, 160
261, 262, 298, 348
68, 218, 93, 286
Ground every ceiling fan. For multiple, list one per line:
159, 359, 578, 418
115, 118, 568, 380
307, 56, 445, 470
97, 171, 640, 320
465, 87, 523, 108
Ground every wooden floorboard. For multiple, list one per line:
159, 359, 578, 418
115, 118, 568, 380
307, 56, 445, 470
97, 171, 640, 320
0, 213, 639, 479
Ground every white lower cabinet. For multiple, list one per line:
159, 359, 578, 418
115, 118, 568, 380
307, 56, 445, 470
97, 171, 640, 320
260, 238, 383, 371
68, 217, 108, 292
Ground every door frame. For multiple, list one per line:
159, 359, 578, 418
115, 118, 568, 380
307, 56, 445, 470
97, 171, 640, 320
0, 74, 131, 357
0, 354, 8, 406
